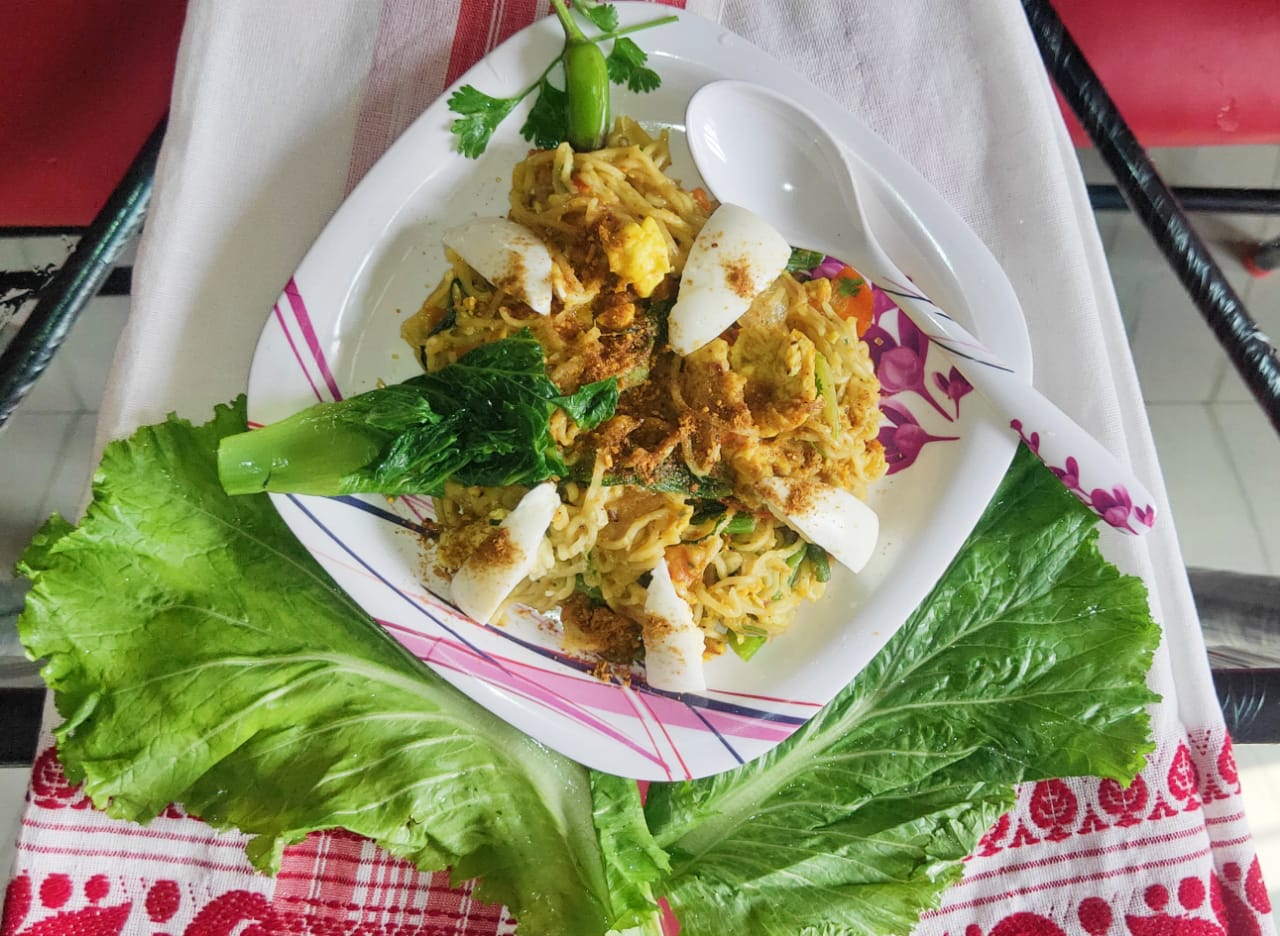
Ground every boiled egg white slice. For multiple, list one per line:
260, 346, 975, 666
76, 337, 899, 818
758, 477, 879, 574
443, 217, 554, 315
668, 203, 791, 357
450, 482, 560, 624
642, 558, 707, 694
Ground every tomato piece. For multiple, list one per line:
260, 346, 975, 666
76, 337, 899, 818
831, 265, 874, 337
664, 545, 700, 590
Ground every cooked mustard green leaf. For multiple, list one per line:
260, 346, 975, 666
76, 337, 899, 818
217, 331, 616, 497
18, 399, 616, 936
643, 445, 1161, 936
555, 375, 619, 431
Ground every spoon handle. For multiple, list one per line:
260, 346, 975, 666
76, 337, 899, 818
888, 289, 1159, 535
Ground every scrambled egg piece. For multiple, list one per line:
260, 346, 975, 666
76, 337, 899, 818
605, 216, 670, 298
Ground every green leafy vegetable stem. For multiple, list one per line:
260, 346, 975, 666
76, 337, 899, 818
217, 331, 617, 497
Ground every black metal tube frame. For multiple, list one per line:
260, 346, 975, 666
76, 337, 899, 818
1088, 185, 1280, 215
1, 266, 133, 298
5, 666, 1276, 767
1212, 669, 1280, 744
1021, 0, 1280, 435
0, 119, 165, 427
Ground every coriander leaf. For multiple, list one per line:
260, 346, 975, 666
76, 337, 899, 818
572, 0, 620, 33
836, 274, 865, 297
590, 772, 669, 930
556, 376, 619, 429
645, 445, 1161, 936
18, 399, 615, 936
521, 77, 570, 151
606, 38, 660, 93
448, 85, 519, 159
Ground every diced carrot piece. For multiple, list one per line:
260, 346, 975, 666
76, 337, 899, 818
665, 545, 699, 590
831, 265, 874, 337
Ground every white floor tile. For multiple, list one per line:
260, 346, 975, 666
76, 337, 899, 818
0, 239, 31, 274
1093, 211, 1123, 256
14, 350, 83, 414
0, 415, 77, 578
115, 237, 139, 267
39, 414, 100, 524
1129, 280, 1230, 403
0, 768, 31, 882
1149, 145, 1280, 189
1214, 270, 1280, 403
1073, 146, 1114, 185
1210, 403, 1280, 574
1146, 403, 1269, 574
1145, 148, 1203, 186
1234, 744, 1280, 920
14, 237, 74, 273
61, 295, 131, 411
1107, 215, 1177, 340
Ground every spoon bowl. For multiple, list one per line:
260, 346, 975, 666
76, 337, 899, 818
685, 79, 1158, 535
686, 83, 859, 262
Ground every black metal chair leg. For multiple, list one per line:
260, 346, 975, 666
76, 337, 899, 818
1021, 0, 1280, 436
0, 118, 165, 429
1244, 237, 1280, 276
1088, 186, 1280, 215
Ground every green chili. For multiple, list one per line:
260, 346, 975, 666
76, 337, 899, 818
806, 543, 831, 583
729, 633, 767, 662
551, 0, 610, 151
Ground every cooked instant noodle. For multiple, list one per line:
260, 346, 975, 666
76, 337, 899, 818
402, 118, 886, 668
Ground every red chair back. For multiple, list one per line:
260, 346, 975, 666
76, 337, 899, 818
1, 0, 186, 227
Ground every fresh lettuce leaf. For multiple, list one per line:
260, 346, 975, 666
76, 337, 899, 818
17, 399, 617, 936
590, 773, 670, 932
643, 445, 1161, 935
18, 398, 1160, 936
217, 331, 617, 496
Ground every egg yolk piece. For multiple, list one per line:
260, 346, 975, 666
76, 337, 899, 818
605, 216, 671, 298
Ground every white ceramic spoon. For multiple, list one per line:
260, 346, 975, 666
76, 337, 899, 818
685, 79, 1157, 535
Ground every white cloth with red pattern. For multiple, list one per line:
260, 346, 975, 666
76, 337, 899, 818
2, 1, 1273, 935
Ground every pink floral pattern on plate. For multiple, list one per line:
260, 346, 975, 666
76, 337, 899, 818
808, 256, 1157, 536
1011, 420, 1157, 534
804, 256, 969, 474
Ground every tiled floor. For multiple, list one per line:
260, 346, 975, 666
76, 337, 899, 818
2, 149, 1279, 909
1080, 145, 1280, 576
